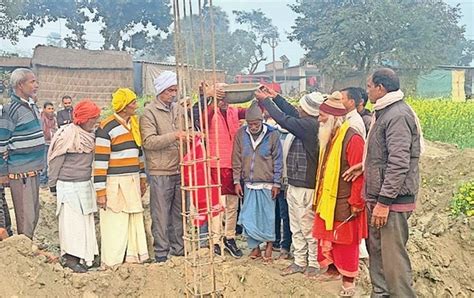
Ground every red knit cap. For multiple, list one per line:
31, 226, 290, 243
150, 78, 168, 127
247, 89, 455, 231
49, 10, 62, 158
73, 99, 101, 125
319, 91, 347, 116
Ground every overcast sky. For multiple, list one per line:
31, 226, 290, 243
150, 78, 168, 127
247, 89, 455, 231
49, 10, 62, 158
1, 0, 473, 70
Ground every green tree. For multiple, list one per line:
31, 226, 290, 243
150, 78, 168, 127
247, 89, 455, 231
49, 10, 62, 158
0, 1, 21, 43
2, 0, 172, 51
175, 4, 256, 79
233, 9, 279, 73
289, 0, 472, 77
90, 0, 173, 51
3, 0, 89, 49
134, 33, 174, 61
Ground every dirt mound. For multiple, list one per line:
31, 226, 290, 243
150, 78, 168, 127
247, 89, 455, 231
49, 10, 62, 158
1, 140, 472, 296
409, 141, 474, 296
0, 235, 351, 297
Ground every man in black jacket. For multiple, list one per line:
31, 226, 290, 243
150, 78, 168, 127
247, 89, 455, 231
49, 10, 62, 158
0, 184, 13, 240
255, 87, 323, 278
355, 87, 372, 133
57, 95, 74, 127
364, 68, 421, 297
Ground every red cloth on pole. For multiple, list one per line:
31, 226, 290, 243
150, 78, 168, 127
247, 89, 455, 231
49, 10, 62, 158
183, 137, 223, 227
211, 168, 236, 195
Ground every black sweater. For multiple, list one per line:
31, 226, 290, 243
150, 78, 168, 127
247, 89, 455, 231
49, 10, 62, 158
261, 95, 319, 189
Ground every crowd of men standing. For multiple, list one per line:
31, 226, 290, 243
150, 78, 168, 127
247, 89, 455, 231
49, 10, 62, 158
0, 67, 422, 297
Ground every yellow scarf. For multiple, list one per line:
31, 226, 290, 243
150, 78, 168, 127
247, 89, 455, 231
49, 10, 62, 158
112, 88, 142, 147
114, 113, 142, 147
314, 121, 350, 230
129, 115, 142, 147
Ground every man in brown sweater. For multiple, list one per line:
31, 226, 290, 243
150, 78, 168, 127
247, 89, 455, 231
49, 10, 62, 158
140, 71, 187, 263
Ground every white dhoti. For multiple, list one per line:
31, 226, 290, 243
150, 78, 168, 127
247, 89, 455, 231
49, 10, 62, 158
100, 174, 149, 267
56, 180, 99, 266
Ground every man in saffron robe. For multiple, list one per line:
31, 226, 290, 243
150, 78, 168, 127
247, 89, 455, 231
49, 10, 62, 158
311, 92, 367, 297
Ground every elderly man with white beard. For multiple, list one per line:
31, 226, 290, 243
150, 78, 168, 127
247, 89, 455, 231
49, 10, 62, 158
310, 92, 367, 297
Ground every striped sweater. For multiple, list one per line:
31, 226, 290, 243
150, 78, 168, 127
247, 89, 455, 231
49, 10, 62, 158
94, 114, 146, 197
0, 94, 45, 176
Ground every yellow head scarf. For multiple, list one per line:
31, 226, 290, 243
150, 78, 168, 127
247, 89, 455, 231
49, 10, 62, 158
112, 88, 142, 147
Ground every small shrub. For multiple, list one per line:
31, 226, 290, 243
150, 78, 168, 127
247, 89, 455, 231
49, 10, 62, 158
450, 181, 474, 218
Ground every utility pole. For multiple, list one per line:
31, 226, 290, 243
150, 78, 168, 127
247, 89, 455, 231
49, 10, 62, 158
58, 19, 63, 47
270, 37, 278, 83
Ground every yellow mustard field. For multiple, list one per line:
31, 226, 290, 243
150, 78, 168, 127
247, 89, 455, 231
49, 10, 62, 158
407, 99, 474, 149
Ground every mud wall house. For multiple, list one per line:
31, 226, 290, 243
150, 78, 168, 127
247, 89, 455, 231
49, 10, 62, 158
31, 45, 133, 108
133, 60, 226, 97
0, 57, 32, 100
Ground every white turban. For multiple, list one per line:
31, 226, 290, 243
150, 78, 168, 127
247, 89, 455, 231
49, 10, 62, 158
299, 92, 325, 117
154, 71, 177, 95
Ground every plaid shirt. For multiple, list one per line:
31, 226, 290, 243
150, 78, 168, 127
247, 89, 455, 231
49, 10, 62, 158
286, 138, 308, 186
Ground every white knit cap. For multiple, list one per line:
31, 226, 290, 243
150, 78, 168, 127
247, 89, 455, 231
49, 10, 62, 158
154, 71, 177, 95
299, 92, 325, 117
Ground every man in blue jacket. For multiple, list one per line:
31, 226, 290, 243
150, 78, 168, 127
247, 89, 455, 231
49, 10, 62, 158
232, 100, 283, 262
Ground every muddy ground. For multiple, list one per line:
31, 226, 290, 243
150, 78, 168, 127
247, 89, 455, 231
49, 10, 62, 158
0, 141, 473, 297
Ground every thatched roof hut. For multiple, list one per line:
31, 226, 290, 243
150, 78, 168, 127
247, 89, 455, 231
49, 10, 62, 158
32, 45, 133, 108
0, 57, 31, 69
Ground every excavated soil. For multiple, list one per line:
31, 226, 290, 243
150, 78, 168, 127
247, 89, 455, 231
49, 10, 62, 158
0, 140, 473, 297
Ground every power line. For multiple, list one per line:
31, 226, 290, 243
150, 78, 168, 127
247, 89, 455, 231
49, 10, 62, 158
28, 33, 104, 44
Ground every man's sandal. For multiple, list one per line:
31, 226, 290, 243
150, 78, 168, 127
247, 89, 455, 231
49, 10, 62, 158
339, 285, 356, 297
262, 256, 273, 264
249, 248, 262, 260
315, 273, 342, 282
280, 263, 305, 276
304, 266, 322, 279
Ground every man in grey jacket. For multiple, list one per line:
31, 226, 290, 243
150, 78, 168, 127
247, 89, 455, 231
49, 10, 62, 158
140, 71, 186, 263
364, 68, 422, 297
255, 88, 322, 277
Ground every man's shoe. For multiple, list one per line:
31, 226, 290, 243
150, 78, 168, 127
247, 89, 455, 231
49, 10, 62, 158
65, 262, 88, 273
155, 256, 167, 263
272, 243, 281, 252
235, 224, 243, 235
62, 257, 87, 273
279, 248, 292, 260
223, 237, 243, 258
169, 251, 184, 257
213, 244, 222, 256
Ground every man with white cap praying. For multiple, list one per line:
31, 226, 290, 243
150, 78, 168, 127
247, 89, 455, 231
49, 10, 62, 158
255, 87, 322, 278
140, 71, 186, 263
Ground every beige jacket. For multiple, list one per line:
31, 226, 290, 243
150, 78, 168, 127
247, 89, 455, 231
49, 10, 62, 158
140, 99, 183, 176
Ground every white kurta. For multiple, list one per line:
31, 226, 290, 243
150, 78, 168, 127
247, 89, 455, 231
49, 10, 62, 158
346, 109, 367, 139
